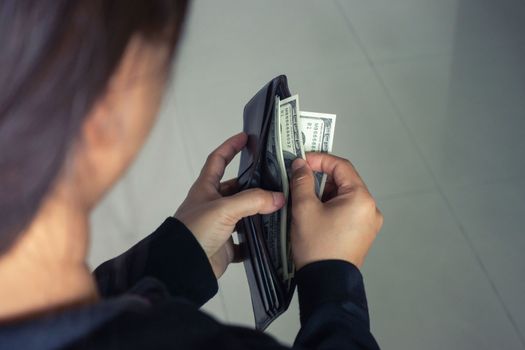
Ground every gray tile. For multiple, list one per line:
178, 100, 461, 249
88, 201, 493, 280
217, 263, 253, 325
89, 181, 142, 268
444, 180, 525, 338
337, 0, 525, 62
201, 287, 229, 323
362, 191, 524, 349
168, 76, 253, 183
266, 292, 300, 346
174, 0, 367, 85
376, 47, 525, 189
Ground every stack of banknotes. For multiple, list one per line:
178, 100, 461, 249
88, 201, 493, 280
262, 94, 336, 285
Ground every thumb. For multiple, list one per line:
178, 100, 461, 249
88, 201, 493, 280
219, 188, 285, 223
291, 158, 318, 203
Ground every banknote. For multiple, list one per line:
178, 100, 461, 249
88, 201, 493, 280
300, 111, 337, 197
261, 98, 284, 276
277, 95, 305, 280
262, 94, 337, 283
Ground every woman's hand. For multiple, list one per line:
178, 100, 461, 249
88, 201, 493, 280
174, 132, 285, 279
290, 154, 383, 270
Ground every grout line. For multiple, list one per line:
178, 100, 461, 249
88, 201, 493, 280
376, 175, 525, 202
361, 42, 524, 66
171, 108, 197, 178
334, 0, 525, 346
433, 187, 525, 349
375, 187, 438, 202
217, 280, 231, 321
437, 174, 525, 193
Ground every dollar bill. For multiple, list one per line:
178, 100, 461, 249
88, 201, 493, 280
261, 97, 285, 276
277, 95, 305, 281
279, 95, 306, 163
262, 94, 337, 283
299, 111, 337, 197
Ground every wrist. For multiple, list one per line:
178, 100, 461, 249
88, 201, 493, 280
172, 215, 211, 257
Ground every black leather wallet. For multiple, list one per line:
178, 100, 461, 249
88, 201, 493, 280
236, 75, 296, 330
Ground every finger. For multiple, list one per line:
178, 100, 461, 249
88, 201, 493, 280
219, 188, 285, 223
305, 153, 365, 195
219, 178, 239, 196
290, 158, 319, 204
197, 132, 247, 192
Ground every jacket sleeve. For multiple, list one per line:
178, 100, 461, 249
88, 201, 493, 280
93, 217, 218, 307
83, 249, 379, 350
291, 260, 380, 349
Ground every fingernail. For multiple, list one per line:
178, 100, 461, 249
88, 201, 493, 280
272, 192, 285, 207
292, 158, 305, 172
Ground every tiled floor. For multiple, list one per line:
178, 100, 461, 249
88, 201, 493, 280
89, 1, 525, 348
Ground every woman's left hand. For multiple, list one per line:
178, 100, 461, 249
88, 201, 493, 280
174, 132, 285, 279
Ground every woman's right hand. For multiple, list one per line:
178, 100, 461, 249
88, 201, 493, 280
290, 154, 383, 270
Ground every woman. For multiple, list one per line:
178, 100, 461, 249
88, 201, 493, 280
0, 1, 383, 349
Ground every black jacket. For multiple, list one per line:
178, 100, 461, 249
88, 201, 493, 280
0, 218, 380, 349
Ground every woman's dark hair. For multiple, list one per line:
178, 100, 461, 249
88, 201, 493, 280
0, 0, 189, 253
